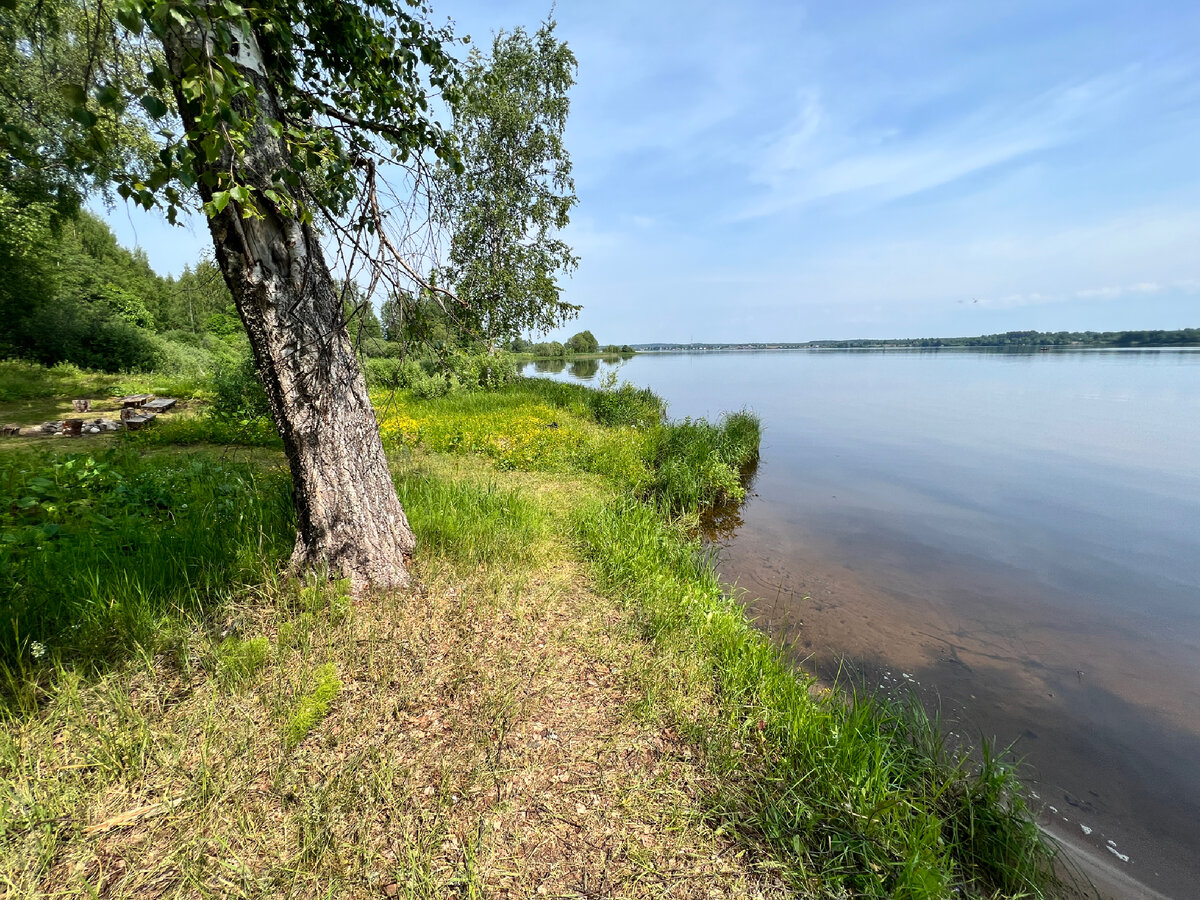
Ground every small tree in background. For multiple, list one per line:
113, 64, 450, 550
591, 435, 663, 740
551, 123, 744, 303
566, 330, 599, 354
436, 20, 579, 345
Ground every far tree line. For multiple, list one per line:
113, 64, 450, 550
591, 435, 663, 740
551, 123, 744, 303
635, 328, 1200, 352
509, 331, 635, 357
808, 328, 1200, 349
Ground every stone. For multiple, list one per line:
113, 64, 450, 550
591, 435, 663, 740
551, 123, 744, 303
72, 399, 91, 412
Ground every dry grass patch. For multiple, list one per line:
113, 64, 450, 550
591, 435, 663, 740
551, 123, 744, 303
0, 468, 789, 899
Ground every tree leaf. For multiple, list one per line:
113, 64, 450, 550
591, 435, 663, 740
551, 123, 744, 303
96, 85, 121, 108
147, 167, 171, 190
147, 66, 167, 92
140, 94, 168, 119
116, 5, 143, 34
68, 106, 98, 128
59, 83, 87, 106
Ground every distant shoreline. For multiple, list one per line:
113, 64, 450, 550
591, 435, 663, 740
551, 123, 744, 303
628, 327, 1200, 353
631, 343, 1200, 352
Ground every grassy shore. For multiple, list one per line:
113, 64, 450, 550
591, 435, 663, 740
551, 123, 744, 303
0, 363, 1058, 898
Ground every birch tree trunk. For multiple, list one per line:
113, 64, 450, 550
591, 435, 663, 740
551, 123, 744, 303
164, 22, 415, 590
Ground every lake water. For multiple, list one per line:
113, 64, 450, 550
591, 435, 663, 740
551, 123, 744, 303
526, 349, 1200, 898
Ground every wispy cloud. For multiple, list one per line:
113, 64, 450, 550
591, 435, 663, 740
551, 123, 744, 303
738, 67, 1152, 220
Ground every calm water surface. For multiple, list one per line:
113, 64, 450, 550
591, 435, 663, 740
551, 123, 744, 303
528, 349, 1200, 898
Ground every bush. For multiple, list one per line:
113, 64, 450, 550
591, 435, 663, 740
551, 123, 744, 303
644, 411, 761, 513
363, 350, 517, 395
364, 356, 423, 391
444, 350, 518, 390
212, 352, 272, 421
588, 379, 665, 428
18, 295, 163, 373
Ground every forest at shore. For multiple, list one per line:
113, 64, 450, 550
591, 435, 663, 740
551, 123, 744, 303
634, 327, 1200, 352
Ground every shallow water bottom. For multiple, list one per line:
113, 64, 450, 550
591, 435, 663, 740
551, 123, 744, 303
714, 521, 1200, 899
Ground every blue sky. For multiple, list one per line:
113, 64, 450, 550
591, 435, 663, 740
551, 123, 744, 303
104, 0, 1200, 343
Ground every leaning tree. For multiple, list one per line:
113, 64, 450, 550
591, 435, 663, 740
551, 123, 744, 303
151, 0, 468, 589
3, 0, 582, 590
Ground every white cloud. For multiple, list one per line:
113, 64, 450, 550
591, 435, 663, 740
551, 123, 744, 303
738, 67, 1159, 219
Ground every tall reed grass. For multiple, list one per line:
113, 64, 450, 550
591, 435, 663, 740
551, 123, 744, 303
645, 411, 761, 513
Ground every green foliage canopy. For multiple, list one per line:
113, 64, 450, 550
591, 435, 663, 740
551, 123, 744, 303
566, 330, 599, 354
2, 0, 465, 228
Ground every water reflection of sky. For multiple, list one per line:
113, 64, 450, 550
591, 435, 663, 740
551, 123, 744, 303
529, 348, 1200, 643
531, 348, 1200, 549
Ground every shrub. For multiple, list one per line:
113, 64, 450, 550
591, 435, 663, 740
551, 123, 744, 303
644, 411, 761, 513
589, 379, 665, 428
364, 350, 517, 395
211, 352, 271, 421
364, 356, 423, 391
18, 295, 163, 373
154, 330, 243, 376
444, 349, 518, 390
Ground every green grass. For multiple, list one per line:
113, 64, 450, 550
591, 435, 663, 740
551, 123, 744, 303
572, 498, 1056, 899
0, 358, 211, 405
216, 635, 271, 688
123, 412, 282, 448
0, 448, 294, 677
0, 360, 116, 404
284, 662, 342, 749
394, 469, 549, 568
378, 376, 761, 514
645, 410, 761, 513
